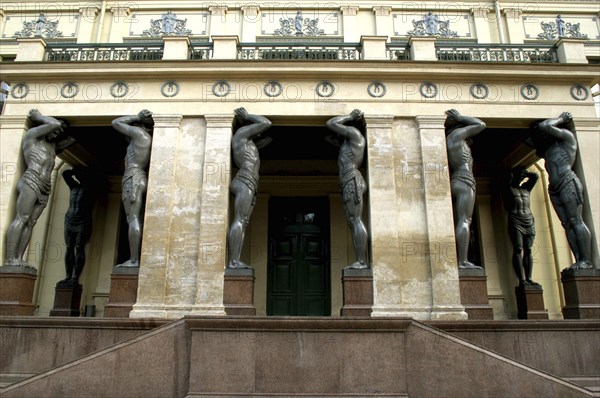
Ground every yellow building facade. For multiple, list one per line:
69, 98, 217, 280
1, 0, 599, 321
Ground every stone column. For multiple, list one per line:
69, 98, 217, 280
340, 6, 360, 43
503, 8, 524, 44
416, 115, 468, 320
108, 6, 131, 43
15, 38, 46, 62
241, 5, 259, 43
556, 39, 588, 64
77, 6, 99, 43
471, 7, 493, 43
129, 115, 183, 318
364, 115, 403, 317
209, 6, 228, 37
190, 114, 233, 316
372, 6, 392, 38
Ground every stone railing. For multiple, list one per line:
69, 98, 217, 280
237, 43, 361, 60
189, 42, 213, 60
387, 43, 410, 61
435, 43, 559, 63
45, 43, 164, 62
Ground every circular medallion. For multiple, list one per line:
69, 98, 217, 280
110, 81, 129, 98
469, 83, 489, 100
520, 83, 539, 101
212, 80, 231, 97
419, 82, 438, 98
161, 80, 180, 98
264, 81, 283, 98
316, 81, 335, 98
10, 82, 29, 99
570, 84, 589, 101
367, 81, 387, 98
60, 82, 79, 99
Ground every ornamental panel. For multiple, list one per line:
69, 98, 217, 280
393, 12, 472, 38
260, 10, 339, 37
128, 12, 208, 37
2, 13, 79, 39
523, 15, 599, 41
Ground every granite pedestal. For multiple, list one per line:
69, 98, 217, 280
515, 284, 548, 319
459, 267, 494, 320
223, 268, 256, 315
50, 281, 82, 317
341, 268, 373, 316
561, 268, 600, 319
104, 266, 139, 318
0, 264, 37, 316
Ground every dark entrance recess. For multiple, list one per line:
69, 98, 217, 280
267, 197, 331, 316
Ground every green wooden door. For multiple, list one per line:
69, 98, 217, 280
267, 197, 330, 316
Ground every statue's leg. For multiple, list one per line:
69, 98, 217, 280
550, 194, 588, 267
453, 182, 478, 268
17, 201, 47, 261
5, 183, 35, 264
343, 191, 368, 269
509, 227, 525, 284
123, 179, 147, 266
227, 182, 254, 269
564, 200, 594, 268
63, 228, 76, 281
522, 234, 538, 284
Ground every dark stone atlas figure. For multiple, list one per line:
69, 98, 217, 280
227, 108, 272, 269
326, 109, 369, 269
112, 110, 154, 268
4, 109, 74, 268
507, 168, 539, 285
529, 112, 595, 269
445, 109, 486, 269
61, 166, 97, 285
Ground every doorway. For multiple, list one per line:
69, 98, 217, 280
267, 197, 331, 316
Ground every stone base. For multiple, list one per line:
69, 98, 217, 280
50, 281, 83, 317
561, 268, 600, 319
459, 268, 494, 320
0, 265, 37, 316
104, 266, 139, 318
341, 268, 373, 316
223, 268, 256, 316
515, 284, 548, 319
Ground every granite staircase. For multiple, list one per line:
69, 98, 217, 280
1, 317, 598, 397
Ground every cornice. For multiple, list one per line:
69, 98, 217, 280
204, 114, 234, 128
152, 114, 183, 128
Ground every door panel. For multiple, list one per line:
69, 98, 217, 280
268, 197, 330, 316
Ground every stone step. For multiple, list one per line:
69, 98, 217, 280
563, 377, 600, 397
0, 373, 37, 388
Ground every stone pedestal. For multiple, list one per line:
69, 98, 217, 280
459, 268, 494, 320
341, 268, 373, 316
515, 284, 548, 319
0, 265, 37, 316
104, 266, 139, 318
223, 268, 256, 315
561, 268, 600, 319
50, 281, 83, 317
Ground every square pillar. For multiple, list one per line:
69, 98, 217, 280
130, 115, 183, 318
416, 116, 468, 320
190, 114, 233, 316
104, 266, 139, 318
360, 36, 387, 60
108, 6, 131, 43
562, 268, 600, 319
503, 8, 525, 44
556, 39, 588, 64
15, 38, 46, 62
340, 6, 360, 43
223, 268, 255, 315
0, 265, 36, 315
409, 37, 437, 61
515, 284, 548, 319
209, 6, 228, 37
341, 268, 373, 316
471, 7, 493, 43
77, 6, 99, 43
212, 35, 239, 60
372, 6, 392, 37
241, 6, 259, 43
162, 36, 190, 60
